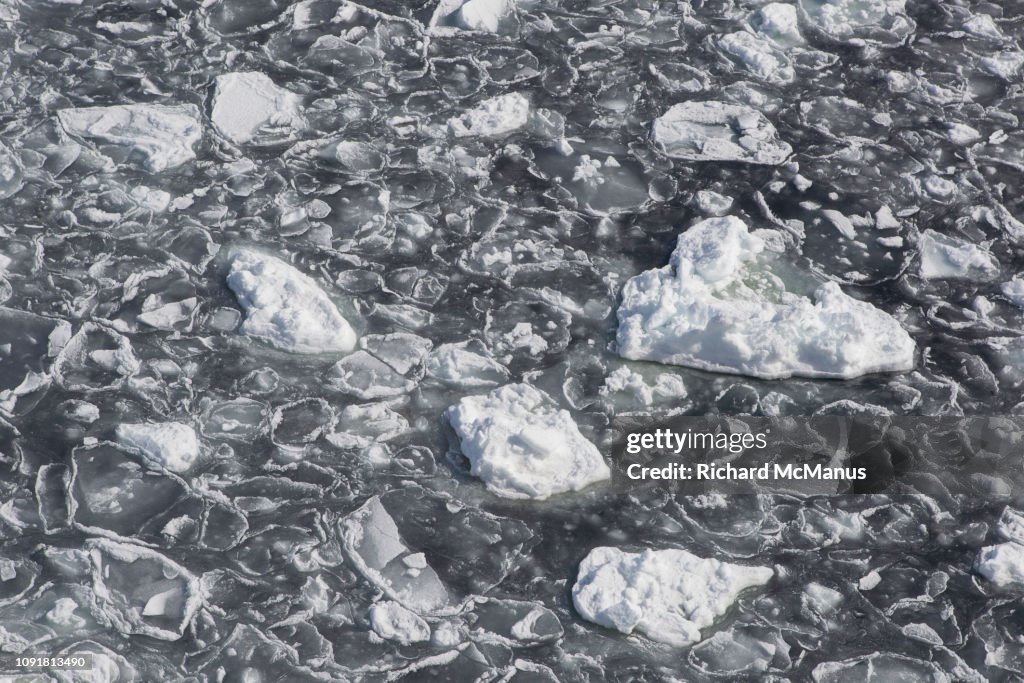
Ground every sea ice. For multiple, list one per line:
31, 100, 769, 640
211, 72, 305, 146
448, 93, 530, 139
339, 497, 449, 613
616, 216, 916, 379
918, 230, 1000, 282
717, 31, 795, 84
572, 546, 773, 646
445, 383, 610, 500
226, 248, 358, 354
86, 538, 200, 641
56, 104, 202, 172
114, 422, 200, 474
651, 102, 792, 165
748, 3, 806, 46
368, 601, 431, 645
799, 0, 915, 45
456, 0, 511, 31
975, 542, 1024, 589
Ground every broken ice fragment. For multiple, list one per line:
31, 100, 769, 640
572, 546, 773, 646
616, 216, 916, 379
339, 497, 449, 613
798, 0, 915, 45
114, 422, 200, 474
86, 538, 200, 641
227, 248, 357, 354
651, 102, 792, 165
369, 600, 431, 644
448, 93, 530, 139
0, 141, 23, 199
56, 104, 202, 172
917, 230, 1000, 282
433, 0, 513, 33
445, 383, 610, 500
211, 72, 306, 146
425, 343, 509, 388
975, 542, 1024, 589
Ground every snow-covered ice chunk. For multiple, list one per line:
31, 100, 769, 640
56, 104, 201, 172
445, 383, 610, 500
86, 538, 200, 641
798, 0, 915, 45
1000, 277, 1024, 308
975, 542, 1024, 589
572, 546, 773, 646
651, 102, 791, 165
369, 601, 431, 644
748, 3, 806, 46
456, 0, 511, 31
339, 496, 449, 613
448, 93, 530, 139
717, 31, 794, 85
211, 72, 305, 146
918, 230, 999, 282
226, 248, 357, 354
616, 216, 915, 379
114, 422, 200, 474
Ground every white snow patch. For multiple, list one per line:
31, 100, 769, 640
572, 546, 773, 646
651, 101, 792, 165
616, 216, 915, 380
718, 31, 794, 84
918, 230, 999, 282
446, 383, 610, 500
1000, 277, 1024, 308
115, 422, 200, 474
369, 601, 431, 644
448, 93, 530, 139
799, 0, 914, 45
211, 72, 305, 146
57, 104, 201, 172
456, 0, 511, 32
749, 3, 806, 46
975, 542, 1024, 589
227, 248, 357, 354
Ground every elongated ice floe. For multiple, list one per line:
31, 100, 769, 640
572, 547, 773, 646
226, 248, 357, 354
448, 93, 530, 139
798, 0, 914, 45
651, 102, 791, 165
56, 104, 202, 172
115, 422, 200, 474
445, 383, 610, 500
616, 216, 915, 379
211, 72, 305, 146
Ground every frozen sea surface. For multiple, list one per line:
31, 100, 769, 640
0, 0, 1023, 680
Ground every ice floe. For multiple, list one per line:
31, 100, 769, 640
975, 542, 1024, 589
651, 102, 792, 165
798, 0, 915, 45
448, 93, 530, 139
368, 601, 431, 644
445, 383, 610, 500
87, 538, 200, 641
211, 72, 305, 146
572, 546, 773, 646
917, 230, 1000, 282
226, 248, 358, 354
616, 216, 916, 379
56, 104, 202, 172
114, 422, 200, 474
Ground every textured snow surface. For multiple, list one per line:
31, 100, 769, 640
211, 72, 305, 145
652, 102, 792, 164
446, 383, 610, 499
448, 93, 530, 138
56, 104, 202, 172
572, 546, 773, 646
114, 422, 200, 473
617, 216, 916, 379
226, 248, 357, 354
